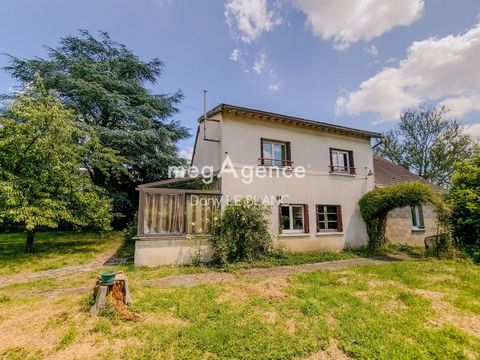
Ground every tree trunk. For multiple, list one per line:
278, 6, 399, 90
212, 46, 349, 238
24, 230, 35, 253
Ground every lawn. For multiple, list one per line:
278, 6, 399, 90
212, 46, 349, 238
0, 258, 479, 359
0, 231, 123, 276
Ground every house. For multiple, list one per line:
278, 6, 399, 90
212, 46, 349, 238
134, 104, 434, 266
373, 156, 439, 247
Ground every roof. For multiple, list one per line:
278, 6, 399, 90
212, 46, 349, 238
373, 156, 437, 189
199, 103, 382, 139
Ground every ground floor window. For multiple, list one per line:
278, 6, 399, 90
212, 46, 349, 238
280, 204, 309, 233
143, 193, 218, 235
316, 205, 343, 232
411, 205, 425, 230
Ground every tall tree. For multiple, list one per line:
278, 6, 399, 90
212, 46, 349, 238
0, 77, 115, 252
375, 106, 473, 187
449, 146, 480, 246
4, 30, 189, 225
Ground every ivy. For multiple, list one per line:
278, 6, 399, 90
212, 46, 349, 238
358, 182, 451, 254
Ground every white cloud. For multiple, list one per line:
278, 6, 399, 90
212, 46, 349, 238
268, 83, 280, 91
386, 57, 396, 63
225, 0, 282, 44
179, 146, 193, 162
293, 0, 424, 50
337, 23, 480, 122
464, 123, 480, 139
364, 44, 379, 56
230, 48, 241, 62
253, 53, 266, 74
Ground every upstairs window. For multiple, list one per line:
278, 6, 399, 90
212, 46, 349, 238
316, 205, 343, 232
330, 148, 355, 175
261, 139, 292, 167
411, 205, 425, 230
279, 204, 309, 233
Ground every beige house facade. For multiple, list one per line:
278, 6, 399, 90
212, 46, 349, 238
134, 105, 436, 266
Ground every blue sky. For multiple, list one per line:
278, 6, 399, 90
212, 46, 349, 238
0, 0, 479, 156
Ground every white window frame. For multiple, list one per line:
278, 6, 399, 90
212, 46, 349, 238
331, 149, 350, 173
281, 204, 305, 234
263, 140, 287, 167
411, 206, 425, 230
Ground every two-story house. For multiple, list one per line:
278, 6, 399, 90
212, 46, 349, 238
134, 104, 435, 266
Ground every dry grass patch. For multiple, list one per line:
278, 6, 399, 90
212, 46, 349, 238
415, 289, 480, 337
302, 339, 352, 360
216, 276, 289, 305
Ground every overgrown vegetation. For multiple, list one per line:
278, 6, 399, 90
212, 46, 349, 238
210, 199, 272, 266
449, 146, 480, 254
359, 182, 451, 254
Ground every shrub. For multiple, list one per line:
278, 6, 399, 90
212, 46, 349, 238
359, 181, 450, 253
448, 147, 480, 246
210, 199, 272, 266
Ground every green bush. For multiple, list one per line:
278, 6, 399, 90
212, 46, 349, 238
210, 199, 272, 266
448, 147, 480, 246
359, 181, 450, 253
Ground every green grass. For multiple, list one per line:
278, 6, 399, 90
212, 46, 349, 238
0, 231, 123, 276
1, 259, 479, 359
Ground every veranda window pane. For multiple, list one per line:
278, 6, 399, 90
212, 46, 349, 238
186, 195, 219, 234
144, 193, 184, 234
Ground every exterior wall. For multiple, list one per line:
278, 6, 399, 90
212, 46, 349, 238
219, 113, 375, 252
191, 113, 222, 170
386, 205, 437, 247
135, 237, 212, 266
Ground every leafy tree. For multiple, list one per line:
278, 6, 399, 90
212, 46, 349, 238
449, 147, 480, 246
4, 30, 189, 225
0, 77, 114, 253
375, 106, 473, 187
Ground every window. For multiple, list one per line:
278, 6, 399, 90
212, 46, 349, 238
279, 204, 309, 233
411, 205, 425, 230
316, 205, 343, 232
143, 193, 218, 235
329, 148, 355, 174
261, 139, 291, 166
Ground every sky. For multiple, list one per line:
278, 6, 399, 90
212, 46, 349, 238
0, 0, 479, 158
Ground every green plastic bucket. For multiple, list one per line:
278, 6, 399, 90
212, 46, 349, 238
100, 270, 116, 285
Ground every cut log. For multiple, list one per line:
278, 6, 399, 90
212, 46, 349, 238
90, 271, 131, 316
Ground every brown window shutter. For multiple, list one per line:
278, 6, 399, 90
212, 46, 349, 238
348, 151, 355, 175
278, 204, 283, 233
315, 205, 320, 232
303, 204, 309, 233
336, 205, 343, 232
260, 138, 264, 165
286, 142, 291, 166
329, 148, 334, 172
418, 205, 425, 228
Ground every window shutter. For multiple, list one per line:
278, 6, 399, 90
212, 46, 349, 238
348, 151, 355, 175
260, 138, 265, 165
418, 205, 425, 228
286, 142, 292, 166
336, 205, 343, 232
329, 148, 334, 172
278, 205, 283, 233
315, 205, 320, 232
303, 204, 310, 233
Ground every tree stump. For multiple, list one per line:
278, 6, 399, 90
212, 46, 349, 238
90, 271, 131, 316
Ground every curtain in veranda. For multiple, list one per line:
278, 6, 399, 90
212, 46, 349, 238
186, 194, 218, 235
144, 193, 184, 234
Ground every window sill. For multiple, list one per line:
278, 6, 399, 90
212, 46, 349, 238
315, 232, 343, 236
411, 228, 425, 233
279, 233, 310, 237
329, 172, 356, 177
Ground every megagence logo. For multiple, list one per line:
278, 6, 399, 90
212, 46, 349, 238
168, 155, 306, 184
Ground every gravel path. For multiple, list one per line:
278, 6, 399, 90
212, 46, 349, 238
141, 255, 408, 288
0, 247, 120, 289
